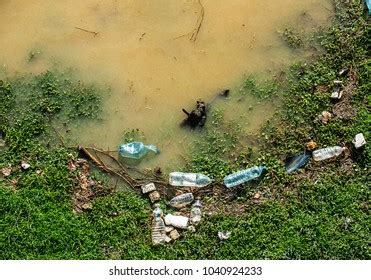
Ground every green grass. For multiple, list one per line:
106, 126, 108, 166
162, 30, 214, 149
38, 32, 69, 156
0, 0, 369, 259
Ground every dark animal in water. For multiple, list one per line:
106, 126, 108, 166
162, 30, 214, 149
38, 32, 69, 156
181, 100, 207, 129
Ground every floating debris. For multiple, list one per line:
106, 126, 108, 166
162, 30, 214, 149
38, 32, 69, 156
119, 142, 159, 161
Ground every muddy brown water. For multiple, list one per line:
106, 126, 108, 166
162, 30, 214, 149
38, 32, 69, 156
0, 0, 332, 169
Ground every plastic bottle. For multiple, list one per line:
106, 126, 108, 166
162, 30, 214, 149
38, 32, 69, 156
224, 166, 266, 188
169, 193, 194, 208
285, 152, 311, 173
312, 146, 345, 161
164, 214, 189, 229
119, 142, 159, 160
151, 204, 166, 245
190, 199, 202, 225
169, 172, 212, 187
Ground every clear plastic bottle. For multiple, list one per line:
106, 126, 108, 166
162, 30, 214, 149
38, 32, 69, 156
224, 166, 266, 188
169, 172, 212, 187
169, 192, 194, 208
151, 204, 166, 245
312, 146, 345, 161
190, 199, 202, 225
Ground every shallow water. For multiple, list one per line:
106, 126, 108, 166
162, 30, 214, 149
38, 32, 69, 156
0, 0, 332, 168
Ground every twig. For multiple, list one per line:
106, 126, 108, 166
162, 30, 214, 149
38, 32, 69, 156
172, 0, 204, 42
190, 0, 205, 42
75, 27, 99, 37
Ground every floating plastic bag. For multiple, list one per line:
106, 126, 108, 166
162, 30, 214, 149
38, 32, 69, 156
119, 142, 159, 162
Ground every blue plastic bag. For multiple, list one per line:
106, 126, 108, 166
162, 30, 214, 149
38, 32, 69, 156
285, 151, 311, 173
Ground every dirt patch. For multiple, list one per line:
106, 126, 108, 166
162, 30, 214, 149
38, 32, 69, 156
70, 159, 111, 213
332, 68, 358, 120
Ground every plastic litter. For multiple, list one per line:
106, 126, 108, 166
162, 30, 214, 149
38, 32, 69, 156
190, 199, 202, 225
316, 111, 332, 124
169, 192, 194, 208
152, 204, 166, 245
312, 146, 346, 161
253, 192, 261, 199
141, 183, 156, 194
21, 161, 30, 170
352, 133, 366, 149
331, 80, 343, 99
165, 226, 174, 233
218, 231, 231, 240
164, 214, 189, 229
187, 225, 196, 233
338, 67, 349, 77
149, 191, 161, 203
169, 229, 180, 240
169, 172, 212, 187
223, 166, 266, 188
366, 0, 371, 15
305, 140, 317, 151
285, 151, 311, 173
1, 166, 11, 177
119, 142, 159, 161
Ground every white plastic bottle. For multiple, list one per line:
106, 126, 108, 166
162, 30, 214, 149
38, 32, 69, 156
312, 146, 346, 161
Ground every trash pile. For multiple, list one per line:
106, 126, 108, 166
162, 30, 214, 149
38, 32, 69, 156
119, 126, 366, 245
76, 70, 367, 245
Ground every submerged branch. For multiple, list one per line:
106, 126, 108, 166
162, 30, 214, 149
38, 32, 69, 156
190, 0, 205, 42
79, 146, 137, 189
172, 0, 205, 42
74, 27, 99, 36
